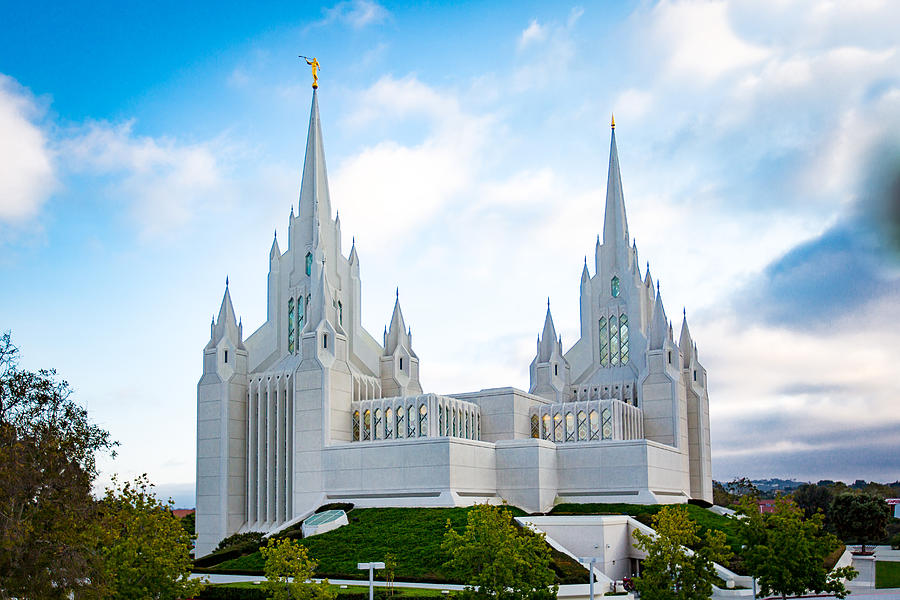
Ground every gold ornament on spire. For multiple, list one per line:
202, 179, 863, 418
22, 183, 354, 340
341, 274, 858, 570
611, 113, 615, 129
299, 55, 320, 89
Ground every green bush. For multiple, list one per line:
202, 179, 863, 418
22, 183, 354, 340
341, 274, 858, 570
217, 531, 265, 552
891, 532, 900, 550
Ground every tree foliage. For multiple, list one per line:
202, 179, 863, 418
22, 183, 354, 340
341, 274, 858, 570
97, 474, 204, 600
736, 496, 856, 599
441, 503, 558, 600
631, 505, 732, 600
0, 331, 116, 600
830, 493, 891, 553
260, 537, 335, 600
792, 484, 833, 521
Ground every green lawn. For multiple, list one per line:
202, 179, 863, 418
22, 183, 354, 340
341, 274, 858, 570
876, 561, 900, 589
205, 506, 586, 585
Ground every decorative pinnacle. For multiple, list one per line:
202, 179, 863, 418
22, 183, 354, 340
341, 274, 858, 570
611, 113, 615, 129
683, 307, 687, 317
226, 276, 229, 287
547, 297, 551, 309
396, 287, 399, 299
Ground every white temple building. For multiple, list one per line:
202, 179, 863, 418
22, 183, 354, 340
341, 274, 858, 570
195, 90, 713, 557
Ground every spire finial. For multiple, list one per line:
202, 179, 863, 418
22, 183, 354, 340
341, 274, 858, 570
547, 297, 551, 309
656, 280, 660, 293
300, 56, 320, 89
274, 229, 277, 239
611, 113, 615, 129
226, 275, 229, 288
683, 307, 687, 317
396, 286, 399, 299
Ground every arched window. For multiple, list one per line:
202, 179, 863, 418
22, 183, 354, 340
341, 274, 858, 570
363, 410, 371, 441
452, 409, 458, 437
418, 403, 428, 437
611, 275, 620, 297
620, 314, 629, 365
288, 298, 295, 354
374, 409, 382, 440
565, 412, 575, 442
531, 414, 540, 438
599, 317, 609, 367
385, 407, 393, 439
407, 406, 416, 438
542, 414, 551, 440
553, 413, 563, 441
601, 407, 612, 440
609, 315, 620, 366
577, 411, 587, 441
465, 413, 470, 439
305, 252, 313, 276
439, 405, 445, 436
589, 410, 600, 440
397, 407, 405, 438
352, 410, 360, 441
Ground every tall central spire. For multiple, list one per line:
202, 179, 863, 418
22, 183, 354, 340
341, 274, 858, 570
298, 90, 332, 232
602, 121, 628, 248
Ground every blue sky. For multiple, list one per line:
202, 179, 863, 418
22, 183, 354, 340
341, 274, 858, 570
2, 0, 899, 507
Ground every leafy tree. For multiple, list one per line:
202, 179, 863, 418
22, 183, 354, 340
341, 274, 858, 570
0, 331, 116, 600
97, 474, 204, 600
260, 537, 335, 600
180, 511, 196, 537
712, 481, 734, 507
726, 477, 760, 500
384, 552, 397, 596
442, 503, 558, 600
736, 496, 856, 599
631, 505, 732, 600
830, 493, 891, 553
792, 484, 833, 521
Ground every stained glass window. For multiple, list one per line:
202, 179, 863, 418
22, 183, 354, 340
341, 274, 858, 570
599, 317, 609, 367
611, 276, 620, 297
407, 406, 416, 438
288, 298, 295, 354
542, 414, 552, 440
577, 411, 587, 441
620, 314, 629, 365
589, 410, 600, 440
602, 407, 612, 440
531, 414, 540, 438
297, 296, 304, 333
352, 410, 360, 441
385, 408, 393, 439
609, 315, 620, 366
305, 252, 313, 276
397, 408, 405, 438
374, 409, 382, 440
363, 410, 371, 441
553, 413, 563, 441
565, 413, 575, 442
419, 404, 428, 437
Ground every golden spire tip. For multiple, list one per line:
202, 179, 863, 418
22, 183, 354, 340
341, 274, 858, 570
611, 113, 615, 129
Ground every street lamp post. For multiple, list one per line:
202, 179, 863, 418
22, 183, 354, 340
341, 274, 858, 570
357, 562, 386, 600
578, 557, 599, 600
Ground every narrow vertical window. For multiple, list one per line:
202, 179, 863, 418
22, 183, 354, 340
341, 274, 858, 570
352, 410, 360, 441
589, 410, 600, 440
577, 411, 587, 441
305, 252, 313, 276
385, 408, 393, 439
224, 350, 228, 363
609, 315, 620, 366
611, 276, 620, 297
531, 414, 540, 438
599, 317, 609, 367
323, 333, 328, 349
452, 409, 458, 437
554, 364, 558, 376
565, 412, 575, 442
399, 357, 403, 370
418, 403, 428, 437
542, 414, 551, 440
439, 406, 445, 435
693, 370, 697, 382
407, 406, 416, 438
338, 301, 343, 325
620, 314, 629, 365
288, 298, 295, 354
297, 296, 304, 333
667, 350, 672, 364
374, 409, 382, 440
553, 413, 563, 441
601, 407, 612, 440
397, 407, 405, 438
363, 410, 371, 441
465, 413, 470, 439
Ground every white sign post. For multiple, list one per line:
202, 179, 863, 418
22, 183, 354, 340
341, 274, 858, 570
578, 557, 599, 600
357, 561, 386, 600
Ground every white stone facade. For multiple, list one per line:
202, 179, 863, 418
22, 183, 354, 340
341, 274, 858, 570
194, 91, 714, 557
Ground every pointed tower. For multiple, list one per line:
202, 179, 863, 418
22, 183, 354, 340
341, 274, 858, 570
381, 291, 423, 397
679, 311, 713, 502
529, 301, 571, 403
196, 280, 249, 556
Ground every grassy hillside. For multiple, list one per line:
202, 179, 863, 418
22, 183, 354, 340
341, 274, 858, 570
203, 506, 586, 585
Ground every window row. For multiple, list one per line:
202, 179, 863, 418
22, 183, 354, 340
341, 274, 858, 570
353, 404, 428, 441
599, 313, 629, 367
530, 408, 613, 442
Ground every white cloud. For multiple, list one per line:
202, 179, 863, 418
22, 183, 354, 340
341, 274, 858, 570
319, 0, 388, 29
518, 19, 547, 50
0, 74, 56, 223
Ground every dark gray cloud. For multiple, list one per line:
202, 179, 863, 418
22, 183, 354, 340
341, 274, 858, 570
733, 140, 900, 329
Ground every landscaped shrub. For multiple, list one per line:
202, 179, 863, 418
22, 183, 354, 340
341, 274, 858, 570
216, 531, 265, 552
891, 532, 900, 550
